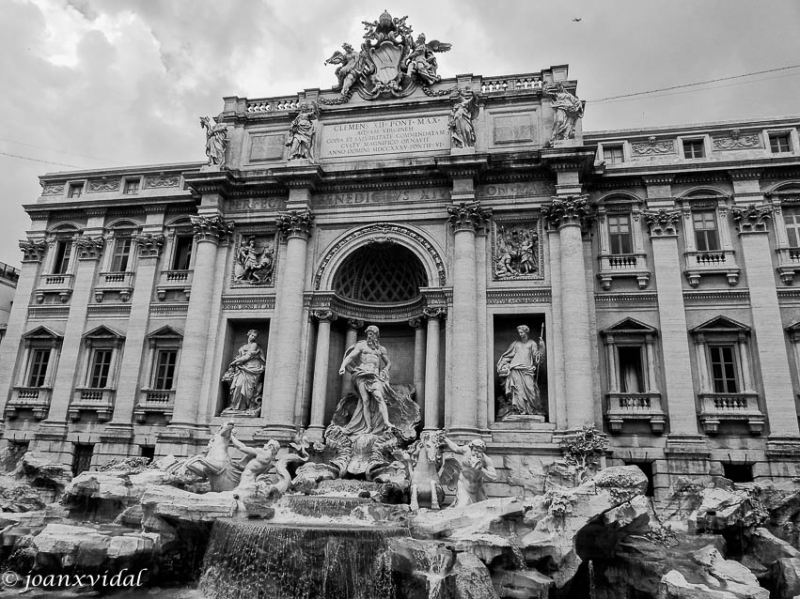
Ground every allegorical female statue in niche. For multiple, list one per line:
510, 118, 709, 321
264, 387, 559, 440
448, 88, 478, 149
221, 329, 265, 414
496, 325, 546, 419
285, 102, 318, 161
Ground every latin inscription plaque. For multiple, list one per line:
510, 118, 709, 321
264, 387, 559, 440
321, 116, 449, 159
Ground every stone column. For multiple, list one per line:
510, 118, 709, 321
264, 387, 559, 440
423, 307, 445, 430
263, 210, 314, 436
643, 209, 701, 437
447, 202, 491, 437
308, 309, 336, 437
45, 230, 106, 426
542, 197, 594, 428
606, 335, 619, 393
169, 214, 233, 429
0, 239, 46, 416
410, 318, 426, 418
732, 204, 800, 438
105, 221, 165, 438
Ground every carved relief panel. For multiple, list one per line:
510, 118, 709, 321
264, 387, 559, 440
492, 220, 543, 280
231, 231, 277, 287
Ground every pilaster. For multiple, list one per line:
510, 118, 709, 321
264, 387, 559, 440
0, 240, 46, 420
167, 213, 233, 432
308, 309, 337, 438
732, 202, 800, 438
643, 208, 703, 440
423, 307, 445, 430
446, 201, 490, 437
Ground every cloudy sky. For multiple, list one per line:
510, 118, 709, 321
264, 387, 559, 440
1, 0, 799, 266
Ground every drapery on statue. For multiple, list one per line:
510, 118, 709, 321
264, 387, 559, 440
285, 102, 318, 161
544, 82, 584, 143
338, 325, 399, 436
234, 236, 274, 284
324, 43, 367, 96
221, 329, 265, 413
448, 88, 477, 149
496, 325, 546, 418
200, 115, 228, 167
404, 33, 451, 85
182, 421, 242, 492
442, 437, 497, 508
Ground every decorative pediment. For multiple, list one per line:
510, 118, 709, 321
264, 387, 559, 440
83, 325, 125, 340
22, 326, 63, 340
602, 317, 658, 336
146, 325, 183, 340
691, 315, 750, 335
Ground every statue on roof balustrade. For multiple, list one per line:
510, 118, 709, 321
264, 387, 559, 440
544, 82, 584, 143
200, 115, 228, 167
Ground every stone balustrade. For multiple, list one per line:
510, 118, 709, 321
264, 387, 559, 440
698, 392, 764, 435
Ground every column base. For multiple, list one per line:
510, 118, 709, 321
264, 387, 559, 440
100, 424, 134, 442
664, 434, 710, 458
256, 423, 300, 442
766, 435, 800, 459
446, 426, 483, 441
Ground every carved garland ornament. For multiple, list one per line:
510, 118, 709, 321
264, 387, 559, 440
631, 137, 675, 156
643, 209, 682, 237
732, 204, 772, 233
314, 223, 447, 289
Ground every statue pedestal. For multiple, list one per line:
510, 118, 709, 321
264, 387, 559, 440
551, 138, 582, 148
451, 146, 476, 156
498, 414, 546, 425
200, 164, 224, 172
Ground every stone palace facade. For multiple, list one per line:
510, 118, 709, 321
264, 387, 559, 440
1, 17, 800, 498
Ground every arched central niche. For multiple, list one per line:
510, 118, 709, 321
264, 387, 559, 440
333, 243, 428, 304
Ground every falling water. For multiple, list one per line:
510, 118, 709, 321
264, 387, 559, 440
588, 559, 596, 599
199, 520, 407, 599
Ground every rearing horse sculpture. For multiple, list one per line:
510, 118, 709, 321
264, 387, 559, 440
407, 430, 458, 511
181, 420, 242, 492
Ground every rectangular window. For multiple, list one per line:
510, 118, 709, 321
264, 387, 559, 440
27, 348, 51, 387
604, 145, 624, 165
722, 463, 753, 483
683, 139, 705, 159
709, 345, 738, 393
172, 235, 194, 270
123, 178, 140, 194
608, 214, 633, 254
68, 184, 83, 198
53, 240, 73, 274
785, 207, 800, 247
140, 445, 155, 461
770, 133, 791, 154
617, 345, 644, 393
72, 444, 94, 476
89, 349, 113, 388
153, 349, 178, 390
693, 211, 720, 251
110, 237, 132, 272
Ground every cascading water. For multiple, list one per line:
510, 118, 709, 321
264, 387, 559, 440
282, 495, 372, 519
199, 520, 408, 599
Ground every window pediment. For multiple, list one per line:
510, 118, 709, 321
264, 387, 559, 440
691, 315, 750, 335
83, 325, 125, 341
602, 317, 657, 336
147, 325, 183, 340
22, 326, 63, 341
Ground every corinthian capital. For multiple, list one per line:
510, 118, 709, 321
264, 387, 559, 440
447, 202, 492, 233
541, 196, 594, 231
277, 210, 314, 240
643, 209, 682, 237
135, 233, 165, 258
732, 204, 772, 234
191, 214, 234, 244
75, 236, 105, 260
19, 239, 47, 262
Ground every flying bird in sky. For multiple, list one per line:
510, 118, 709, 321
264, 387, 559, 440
573, 18, 582, 22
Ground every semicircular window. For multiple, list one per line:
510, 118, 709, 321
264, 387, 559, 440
333, 243, 428, 303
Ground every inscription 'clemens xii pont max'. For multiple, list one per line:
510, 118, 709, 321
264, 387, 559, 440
320, 117, 449, 159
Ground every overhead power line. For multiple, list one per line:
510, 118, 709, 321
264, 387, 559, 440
589, 64, 800, 103
0, 151, 82, 169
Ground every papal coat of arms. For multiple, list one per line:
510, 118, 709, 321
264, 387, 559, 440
324, 11, 451, 100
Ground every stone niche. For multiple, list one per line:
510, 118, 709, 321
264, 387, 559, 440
217, 320, 270, 417
492, 314, 549, 423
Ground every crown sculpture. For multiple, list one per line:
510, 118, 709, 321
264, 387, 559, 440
324, 10, 452, 101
